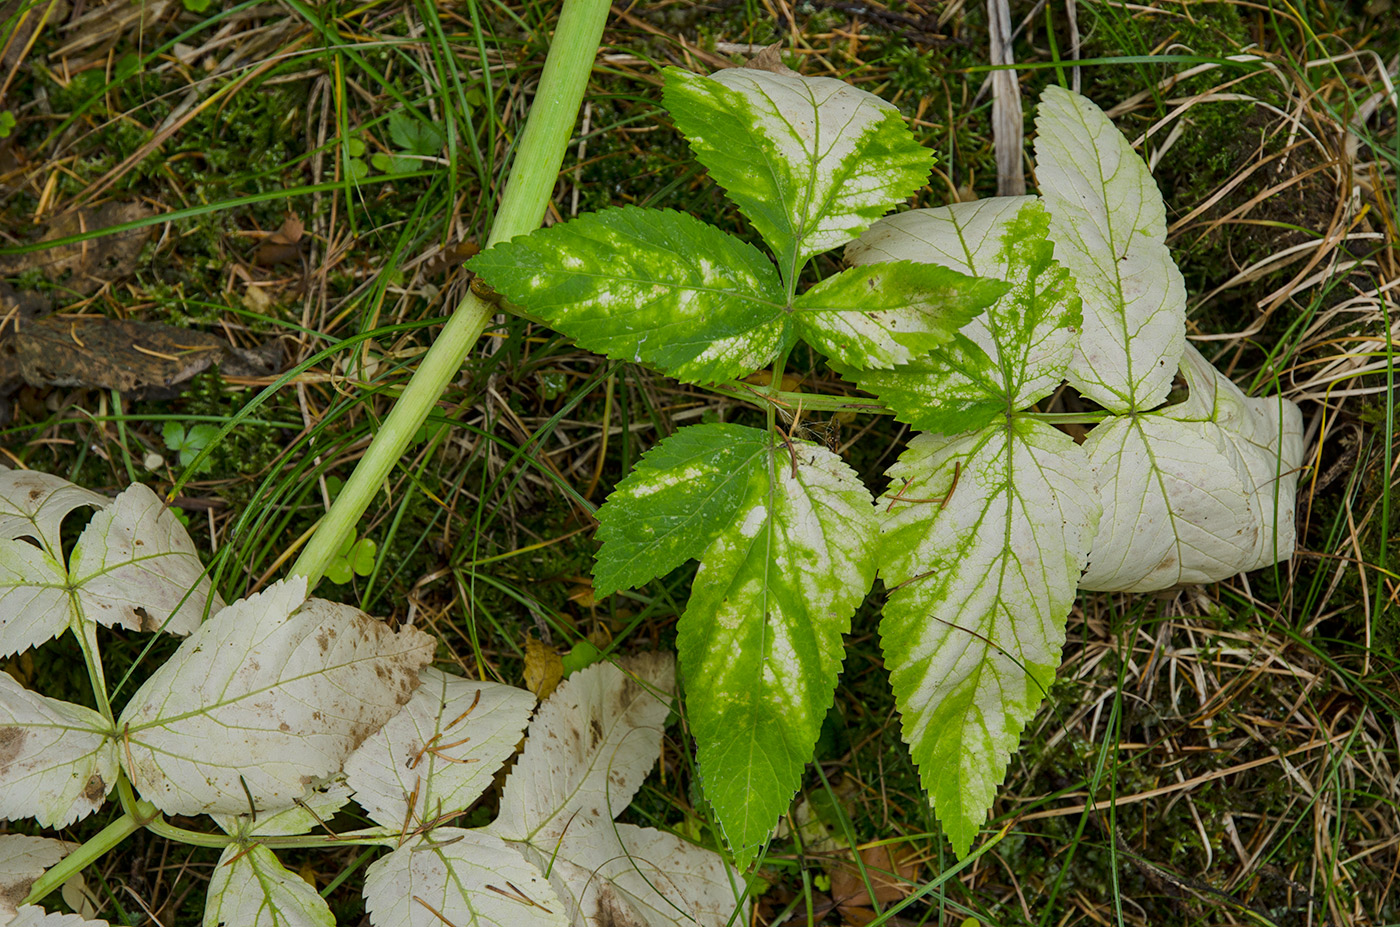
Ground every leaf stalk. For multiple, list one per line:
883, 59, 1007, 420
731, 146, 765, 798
289, 0, 614, 589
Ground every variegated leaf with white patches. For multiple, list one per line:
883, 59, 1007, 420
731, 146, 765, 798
468, 208, 789, 384
203, 844, 333, 927
594, 424, 770, 598
664, 66, 931, 276
878, 421, 1100, 856
1033, 85, 1185, 412
363, 829, 566, 927
70, 484, 224, 636
344, 668, 535, 829
839, 198, 1081, 433
677, 434, 876, 867
0, 674, 117, 828
789, 260, 1005, 369
117, 578, 434, 816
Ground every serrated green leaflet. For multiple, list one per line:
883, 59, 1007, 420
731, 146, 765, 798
674, 431, 876, 866
468, 208, 789, 384
790, 260, 1006, 369
1033, 86, 1185, 412
664, 66, 931, 278
879, 421, 1100, 856
840, 198, 1080, 433
593, 424, 769, 597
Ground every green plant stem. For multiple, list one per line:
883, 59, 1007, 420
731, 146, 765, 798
289, 0, 613, 589
73, 618, 114, 725
22, 807, 151, 906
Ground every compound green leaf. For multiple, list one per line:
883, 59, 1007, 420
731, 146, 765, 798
343, 668, 535, 828
594, 424, 770, 597
0, 673, 117, 828
203, 844, 334, 927
878, 421, 1100, 856
1033, 86, 1185, 412
839, 198, 1081, 433
677, 432, 876, 866
70, 484, 224, 636
0, 837, 85, 925
468, 207, 788, 383
664, 66, 931, 276
1078, 345, 1304, 592
363, 829, 566, 927
118, 578, 434, 816
790, 261, 1005, 369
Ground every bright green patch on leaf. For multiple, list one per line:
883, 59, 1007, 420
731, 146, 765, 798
663, 66, 932, 278
469, 208, 789, 384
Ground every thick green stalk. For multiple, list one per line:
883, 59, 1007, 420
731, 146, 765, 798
290, 0, 612, 588
23, 805, 152, 906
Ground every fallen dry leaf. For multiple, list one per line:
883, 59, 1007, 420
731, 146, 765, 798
251, 215, 305, 267
0, 202, 152, 296
523, 636, 563, 701
0, 316, 278, 396
828, 843, 919, 925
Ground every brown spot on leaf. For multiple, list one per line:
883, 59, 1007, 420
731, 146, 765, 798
589, 717, 604, 749
0, 726, 26, 770
83, 774, 107, 804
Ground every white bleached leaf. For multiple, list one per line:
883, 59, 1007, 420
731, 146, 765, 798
1079, 415, 1249, 591
1034, 85, 1185, 411
532, 823, 745, 927
0, 541, 70, 660
7, 908, 109, 927
202, 844, 333, 927
0, 836, 75, 922
0, 674, 116, 828
878, 422, 1100, 856
117, 578, 434, 816
344, 668, 535, 829
362, 829, 566, 927
492, 654, 673, 845
70, 484, 224, 635
1080, 345, 1304, 591
1166, 345, 1304, 569
209, 779, 353, 838
0, 469, 106, 555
